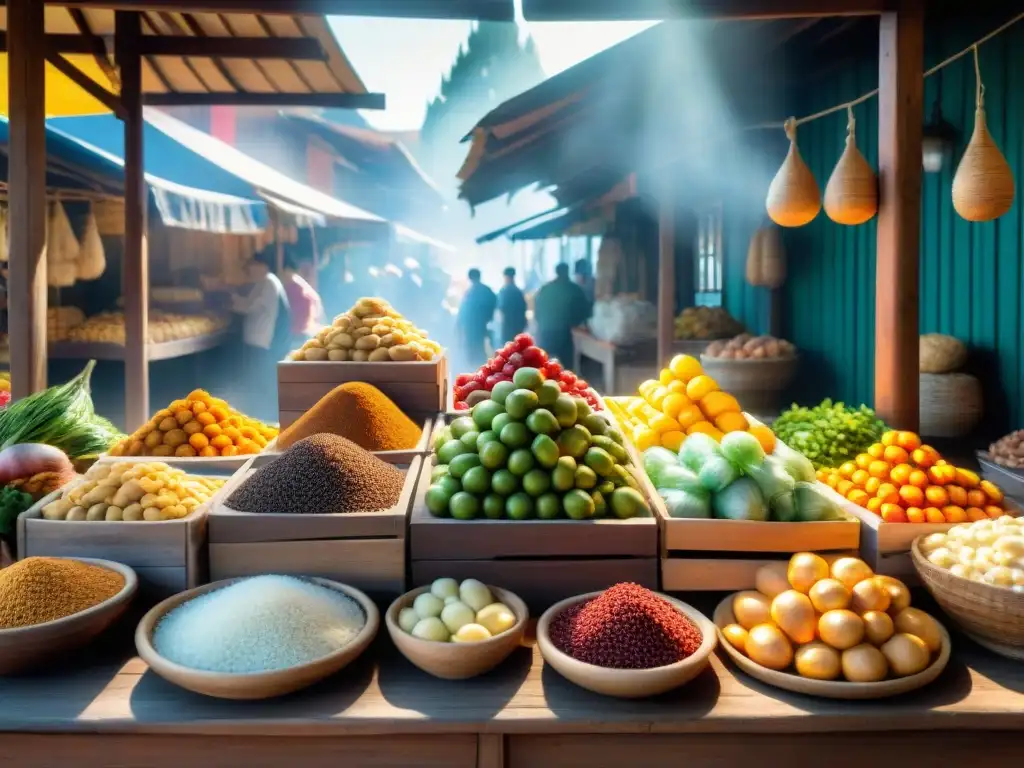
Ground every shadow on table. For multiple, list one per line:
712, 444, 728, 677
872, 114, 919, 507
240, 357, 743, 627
376, 638, 532, 721
539, 660, 721, 721
128, 636, 377, 722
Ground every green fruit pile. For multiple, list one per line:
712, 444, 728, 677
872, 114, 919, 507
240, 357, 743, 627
426, 367, 650, 521
771, 398, 887, 470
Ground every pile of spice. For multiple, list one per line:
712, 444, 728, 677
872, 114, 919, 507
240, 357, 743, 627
226, 433, 406, 515
549, 583, 703, 669
0, 557, 125, 629
277, 382, 422, 452
153, 575, 366, 673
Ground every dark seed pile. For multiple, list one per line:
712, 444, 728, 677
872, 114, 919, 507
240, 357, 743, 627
549, 583, 703, 669
227, 433, 405, 515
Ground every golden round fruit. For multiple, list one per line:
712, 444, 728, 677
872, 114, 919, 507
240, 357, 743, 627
861, 610, 895, 646
755, 562, 790, 599
808, 578, 852, 613
874, 575, 912, 615
817, 609, 865, 650
893, 607, 943, 653
722, 623, 749, 652
795, 642, 842, 681
732, 590, 772, 630
831, 557, 874, 590
841, 643, 889, 683
745, 623, 794, 670
787, 552, 830, 593
770, 590, 817, 644
881, 633, 931, 677
850, 577, 891, 614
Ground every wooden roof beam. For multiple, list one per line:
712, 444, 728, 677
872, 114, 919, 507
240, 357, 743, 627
520, 0, 884, 20
52, 1, 516, 21
0, 33, 328, 60
45, 52, 127, 119
142, 92, 386, 109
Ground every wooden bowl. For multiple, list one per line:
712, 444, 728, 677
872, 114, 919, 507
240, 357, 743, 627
136, 577, 379, 699
536, 591, 717, 698
912, 536, 1024, 660
0, 557, 137, 674
713, 594, 950, 699
386, 585, 528, 680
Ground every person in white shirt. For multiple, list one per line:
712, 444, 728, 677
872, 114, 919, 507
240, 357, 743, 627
231, 251, 290, 419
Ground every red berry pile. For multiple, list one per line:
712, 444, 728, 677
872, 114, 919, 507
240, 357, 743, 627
452, 333, 601, 411
0, 390, 9, 409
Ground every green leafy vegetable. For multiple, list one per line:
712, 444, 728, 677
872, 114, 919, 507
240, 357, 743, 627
656, 464, 706, 495
699, 455, 740, 493
678, 432, 720, 472
794, 481, 841, 521
773, 439, 817, 483
659, 488, 711, 519
720, 431, 765, 472
771, 399, 886, 469
0, 361, 122, 458
712, 476, 768, 521
0, 485, 33, 554
746, 455, 796, 499
644, 447, 680, 484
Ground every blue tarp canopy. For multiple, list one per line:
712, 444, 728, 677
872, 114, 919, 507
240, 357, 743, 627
50, 109, 387, 232
0, 116, 265, 235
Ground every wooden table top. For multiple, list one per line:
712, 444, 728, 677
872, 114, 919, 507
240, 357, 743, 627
1, 625, 1022, 737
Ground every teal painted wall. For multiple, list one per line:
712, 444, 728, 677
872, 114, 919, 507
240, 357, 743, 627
723, 15, 1024, 432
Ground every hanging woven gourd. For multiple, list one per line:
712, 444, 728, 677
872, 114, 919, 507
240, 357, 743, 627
952, 46, 1015, 222
766, 118, 821, 227
759, 225, 786, 289
824, 106, 878, 225
745, 229, 765, 287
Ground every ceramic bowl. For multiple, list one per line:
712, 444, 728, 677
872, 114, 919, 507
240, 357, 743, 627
136, 576, 379, 699
386, 585, 528, 679
0, 557, 137, 674
537, 590, 717, 698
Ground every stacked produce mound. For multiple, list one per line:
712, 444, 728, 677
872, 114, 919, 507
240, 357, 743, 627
920, 516, 1024, 588
227, 434, 405, 515
0, 361, 122, 459
41, 461, 224, 521
288, 297, 440, 362
452, 332, 600, 411
427, 367, 649, 521
277, 382, 421, 452
820, 430, 1008, 523
153, 575, 367, 673
606, 354, 775, 451
988, 430, 1024, 470
66, 310, 225, 344
644, 430, 838, 521
109, 390, 277, 458
397, 578, 518, 643
772, 399, 886, 470
674, 306, 744, 340
0, 557, 125, 629
722, 554, 945, 682
550, 583, 703, 669
704, 334, 796, 360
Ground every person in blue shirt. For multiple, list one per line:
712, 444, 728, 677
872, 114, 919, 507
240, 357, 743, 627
456, 268, 496, 369
496, 266, 527, 345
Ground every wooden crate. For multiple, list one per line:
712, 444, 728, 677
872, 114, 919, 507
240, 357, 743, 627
16, 473, 223, 602
647, 470, 861, 592
277, 357, 447, 429
409, 458, 659, 613
207, 453, 423, 602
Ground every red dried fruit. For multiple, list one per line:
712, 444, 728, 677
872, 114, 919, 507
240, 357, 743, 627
545, 361, 563, 378
501, 363, 517, 377
561, 371, 577, 387
453, 401, 470, 411
514, 333, 534, 348
484, 374, 503, 390
549, 583, 702, 670
454, 373, 473, 387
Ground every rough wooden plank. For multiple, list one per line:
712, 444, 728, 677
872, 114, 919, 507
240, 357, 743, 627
657, 190, 676, 368
874, 0, 923, 429
661, 553, 859, 592
478, 734, 505, 768
409, 461, 658, 560
279, 382, 444, 417
277, 358, 446, 384
7, 0, 48, 397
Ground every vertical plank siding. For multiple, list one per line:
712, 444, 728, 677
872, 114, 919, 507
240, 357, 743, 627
724, 15, 1023, 432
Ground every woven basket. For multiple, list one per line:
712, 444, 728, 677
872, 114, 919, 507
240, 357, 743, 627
919, 372, 982, 438
700, 355, 797, 412
911, 537, 1024, 660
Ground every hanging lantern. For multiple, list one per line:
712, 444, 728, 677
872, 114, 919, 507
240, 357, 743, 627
952, 46, 1015, 222
745, 228, 765, 287
824, 107, 878, 225
759, 225, 786, 289
766, 118, 821, 227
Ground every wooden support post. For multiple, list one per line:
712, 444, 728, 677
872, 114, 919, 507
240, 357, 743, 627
117, 11, 150, 431
875, 0, 923, 430
7, 0, 48, 399
657, 190, 676, 367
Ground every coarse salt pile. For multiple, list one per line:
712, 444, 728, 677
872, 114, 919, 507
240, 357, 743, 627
153, 575, 366, 673
550, 583, 703, 669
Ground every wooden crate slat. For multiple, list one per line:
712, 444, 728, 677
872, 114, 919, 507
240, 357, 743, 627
278, 382, 443, 415
661, 551, 859, 592
278, 357, 446, 384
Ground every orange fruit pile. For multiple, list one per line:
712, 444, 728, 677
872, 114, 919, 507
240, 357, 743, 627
109, 389, 278, 458
818, 430, 1006, 524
